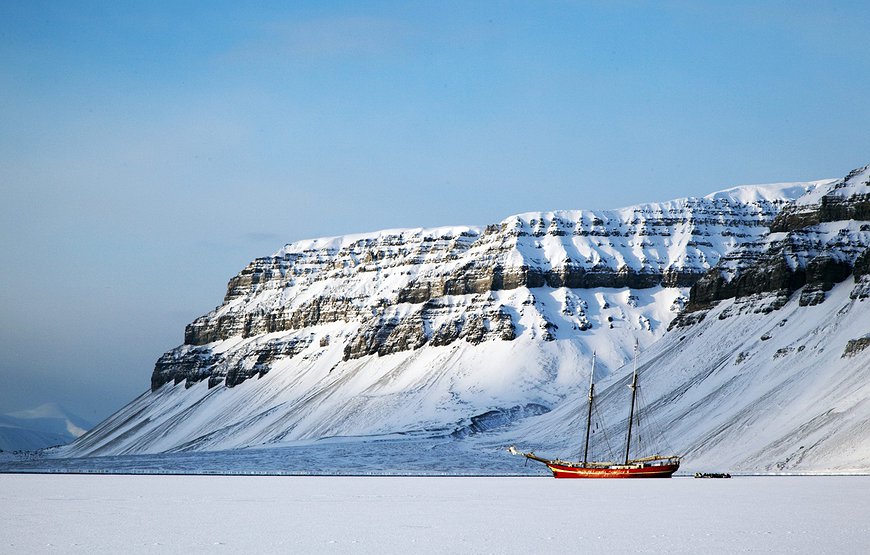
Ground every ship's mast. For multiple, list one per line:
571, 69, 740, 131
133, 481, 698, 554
582, 352, 596, 467
624, 341, 639, 465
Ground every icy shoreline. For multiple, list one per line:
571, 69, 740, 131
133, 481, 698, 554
4, 434, 869, 476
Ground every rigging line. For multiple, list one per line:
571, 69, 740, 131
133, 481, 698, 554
636, 386, 654, 456
592, 402, 617, 462
636, 385, 675, 456
635, 386, 647, 455
653, 406, 678, 455
635, 359, 654, 455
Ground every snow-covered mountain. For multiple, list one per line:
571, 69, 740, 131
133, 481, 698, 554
55, 167, 867, 467
49, 164, 870, 474
0, 403, 92, 451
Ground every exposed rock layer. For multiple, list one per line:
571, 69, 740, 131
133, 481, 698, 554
684, 166, 870, 315
153, 182, 822, 391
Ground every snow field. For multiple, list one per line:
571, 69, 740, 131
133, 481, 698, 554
2, 474, 869, 554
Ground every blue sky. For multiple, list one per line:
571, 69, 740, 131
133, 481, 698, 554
2, 1, 869, 422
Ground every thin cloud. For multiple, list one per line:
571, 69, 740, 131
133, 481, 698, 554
223, 15, 416, 63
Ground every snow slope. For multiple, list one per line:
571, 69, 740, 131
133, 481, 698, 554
504, 278, 870, 472
60, 286, 685, 455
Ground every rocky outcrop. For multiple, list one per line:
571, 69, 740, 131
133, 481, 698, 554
770, 165, 870, 233
340, 298, 517, 360
843, 336, 870, 358
849, 247, 870, 300
152, 336, 312, 390
684, 166, 870, 315
396, 264, 703, 305
799, 255, 854, 306
185, 296, 362, 346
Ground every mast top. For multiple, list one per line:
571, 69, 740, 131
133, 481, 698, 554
624, 339, 640, 464
589, 351, 596, 391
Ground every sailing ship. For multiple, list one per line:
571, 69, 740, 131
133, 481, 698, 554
510, 345, 681, 478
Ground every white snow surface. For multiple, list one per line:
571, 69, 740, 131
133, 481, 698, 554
2, 474, 869, 554
278, 179, 819, 257
270, 178, 818, 282
703, 179, 831, 203
792, 164, 869, 206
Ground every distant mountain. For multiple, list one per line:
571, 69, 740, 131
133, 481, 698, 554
0, 403, 92, 451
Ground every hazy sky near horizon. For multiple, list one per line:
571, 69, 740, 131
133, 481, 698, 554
2, 1, 870, 422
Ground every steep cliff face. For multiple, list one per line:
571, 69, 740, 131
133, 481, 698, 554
156, 183, 818, 392
54, 179, 829, 458
684, 165, 870, 315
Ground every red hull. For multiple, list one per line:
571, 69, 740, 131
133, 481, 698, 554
545, 461, 680, 479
